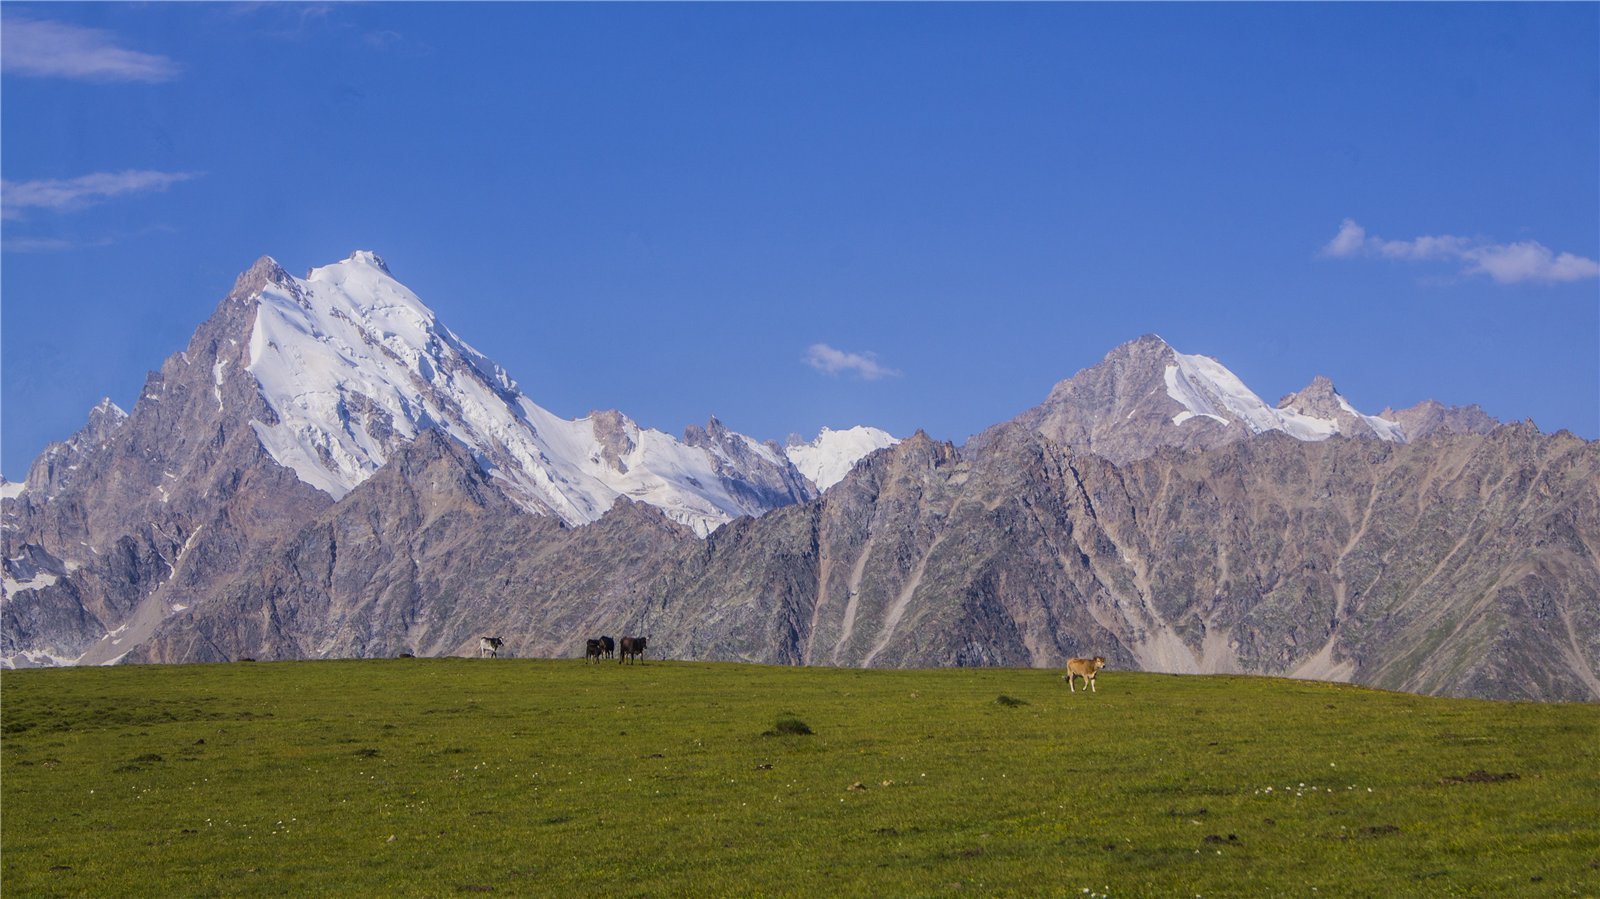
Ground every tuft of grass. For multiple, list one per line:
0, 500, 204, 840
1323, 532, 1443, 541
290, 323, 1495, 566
763, 715, 814, 736
3, 660, 1597, 897
994, 694, 1028, 707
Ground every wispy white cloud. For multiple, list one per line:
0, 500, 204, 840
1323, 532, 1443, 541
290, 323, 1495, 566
1321, 219, 1369, 259
362, 29, 433, 56
0, 17, 181, 82
246, 3, 339, 41
2, 225, 174, 254
364, 29, 406, 50
2, 170, 199, 219
2, 236, 80, 253
804, 344, 902, 381
1461, 242, 1600, 285
1321, 219, 1599, 285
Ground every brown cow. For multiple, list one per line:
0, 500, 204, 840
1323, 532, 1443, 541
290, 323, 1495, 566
584, 639, 604, 664
1063, 656, 1106, 693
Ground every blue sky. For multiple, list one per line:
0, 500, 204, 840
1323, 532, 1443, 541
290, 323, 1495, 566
3, 3, 1597, 480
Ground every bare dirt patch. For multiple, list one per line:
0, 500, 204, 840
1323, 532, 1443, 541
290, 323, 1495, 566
1440, 770, 1519, 785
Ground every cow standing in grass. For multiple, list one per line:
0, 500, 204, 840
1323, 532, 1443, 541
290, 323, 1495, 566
619, 636, 648, 664
1063, 656, 1105, 693
599, 636, 615, 659
479, 636, 504, 658
585, 639, 604, 663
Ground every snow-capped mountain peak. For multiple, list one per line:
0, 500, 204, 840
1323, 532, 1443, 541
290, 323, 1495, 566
987, 333, 1429, 465
785, 426, 900, 491
237, 252, 811, 535
336, 249, 391, 274
1275, 376, 1405, 442
245, 251, 501, 498
1163, 347, 1403, 443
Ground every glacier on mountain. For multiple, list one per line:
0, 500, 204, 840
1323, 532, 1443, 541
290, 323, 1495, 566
785, 426, 900, 491
1164, 348, 1403, 443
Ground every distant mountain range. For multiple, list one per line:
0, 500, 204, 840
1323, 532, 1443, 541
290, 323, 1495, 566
4, 252, 1594, 701
971, 332, 1496, 462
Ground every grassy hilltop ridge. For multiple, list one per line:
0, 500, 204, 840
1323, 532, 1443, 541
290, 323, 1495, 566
4, 659, 1597, 897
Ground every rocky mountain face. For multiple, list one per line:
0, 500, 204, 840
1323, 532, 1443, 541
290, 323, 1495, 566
2, 260, 335, 668
1378, 399, 1501, 441
125, 420, 1599, 701
662, 424, 1600, 699
130, 430, 695, 663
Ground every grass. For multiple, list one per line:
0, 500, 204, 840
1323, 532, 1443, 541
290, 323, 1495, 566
764, 716, 815, 737
3, 659, 1597, 897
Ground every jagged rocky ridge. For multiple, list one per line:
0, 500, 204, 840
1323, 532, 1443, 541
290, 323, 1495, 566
651, 424, 1598, 700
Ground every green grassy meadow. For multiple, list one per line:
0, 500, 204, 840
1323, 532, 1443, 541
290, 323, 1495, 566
4, 659, 1597, 897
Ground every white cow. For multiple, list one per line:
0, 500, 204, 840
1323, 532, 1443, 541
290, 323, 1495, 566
479, 636, 504, 658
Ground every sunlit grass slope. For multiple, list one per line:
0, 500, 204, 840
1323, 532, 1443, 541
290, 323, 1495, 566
4, 659, 1597, 897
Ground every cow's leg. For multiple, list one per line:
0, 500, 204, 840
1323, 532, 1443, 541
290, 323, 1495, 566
1089, 675, 1096, 693
1069, 674, 1076, 693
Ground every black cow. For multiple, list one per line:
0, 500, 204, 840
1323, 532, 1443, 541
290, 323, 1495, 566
618, 636, 648, 664
584, 638, 604, 663
599, 635, 616, 659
